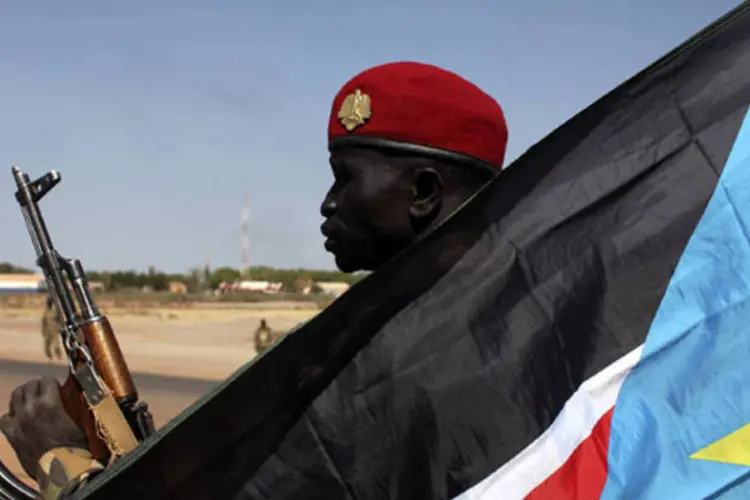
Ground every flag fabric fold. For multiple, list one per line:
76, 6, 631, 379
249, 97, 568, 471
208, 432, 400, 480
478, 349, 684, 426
78, 3, 750, 499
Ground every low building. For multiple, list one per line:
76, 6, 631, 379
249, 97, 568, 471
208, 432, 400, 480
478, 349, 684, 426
315, 282, 350, 297
0, 273, 46, 294
168, 281, 188, 294
219, 280, 283, 294
0, 274, 106, 295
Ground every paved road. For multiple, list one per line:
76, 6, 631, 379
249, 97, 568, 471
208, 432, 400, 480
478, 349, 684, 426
0, 357, 222, 484
0, 358, 220, 395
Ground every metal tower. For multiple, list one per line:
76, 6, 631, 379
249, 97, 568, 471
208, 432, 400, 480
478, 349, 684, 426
240, 191, 251, 278
200, 255, 211, 291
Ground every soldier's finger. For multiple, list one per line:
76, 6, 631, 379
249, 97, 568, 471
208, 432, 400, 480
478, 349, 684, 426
39, 376, 61, 405
0, 413, 14, 438
10, 385, 24, 415
24, 378, 42, 397
21, 379, 42, 412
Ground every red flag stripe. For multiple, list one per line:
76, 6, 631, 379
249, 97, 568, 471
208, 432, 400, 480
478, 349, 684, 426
526, 408, 614, 500
453, 347, 642, 500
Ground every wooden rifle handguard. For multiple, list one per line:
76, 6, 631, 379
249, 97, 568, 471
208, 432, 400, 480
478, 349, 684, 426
59, 316, 140, 464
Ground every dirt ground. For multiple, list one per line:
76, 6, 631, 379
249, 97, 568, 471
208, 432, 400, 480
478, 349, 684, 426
0, 303, 318, 380
0, 302, 320, 491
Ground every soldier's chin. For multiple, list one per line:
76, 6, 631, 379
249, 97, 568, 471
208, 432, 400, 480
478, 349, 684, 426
333, 251, 364, 274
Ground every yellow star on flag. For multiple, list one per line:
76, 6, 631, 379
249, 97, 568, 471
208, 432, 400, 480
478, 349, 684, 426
690, 423, 750, 466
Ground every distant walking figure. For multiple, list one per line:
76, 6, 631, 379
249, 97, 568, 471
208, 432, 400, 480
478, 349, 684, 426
41, 296, 62, 362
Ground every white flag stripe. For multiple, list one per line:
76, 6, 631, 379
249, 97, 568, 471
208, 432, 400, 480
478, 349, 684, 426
453, 345, 644, 500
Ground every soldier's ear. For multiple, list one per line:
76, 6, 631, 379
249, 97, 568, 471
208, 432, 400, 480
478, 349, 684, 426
409, 167, 443, 220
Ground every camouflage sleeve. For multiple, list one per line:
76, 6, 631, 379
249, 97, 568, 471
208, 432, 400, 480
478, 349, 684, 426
36, 447, 104, 500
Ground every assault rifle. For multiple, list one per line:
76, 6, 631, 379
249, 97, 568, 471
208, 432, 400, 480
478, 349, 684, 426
0, 167, 155, 499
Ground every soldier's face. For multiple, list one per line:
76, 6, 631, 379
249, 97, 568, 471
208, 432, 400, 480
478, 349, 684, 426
320, 148, 414, 273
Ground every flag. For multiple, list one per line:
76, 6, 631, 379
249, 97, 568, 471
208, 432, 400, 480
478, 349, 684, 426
77, 3, 750, 499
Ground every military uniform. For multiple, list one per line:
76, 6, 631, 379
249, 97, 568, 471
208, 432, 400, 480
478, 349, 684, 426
36, 447, 104, 500
41, 302, 63, 362
253, 319, 274, 355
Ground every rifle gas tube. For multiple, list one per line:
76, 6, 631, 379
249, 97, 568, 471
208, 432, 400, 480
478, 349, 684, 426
0, 167, 156, 500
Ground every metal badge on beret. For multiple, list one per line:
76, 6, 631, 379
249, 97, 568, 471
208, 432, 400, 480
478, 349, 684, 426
338, 89, 372, 132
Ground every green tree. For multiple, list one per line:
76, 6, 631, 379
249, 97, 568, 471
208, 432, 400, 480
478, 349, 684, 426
209, 267, 241, 289
0, 262, 33, 274
2, 262, 369, 291
147, 272, 170, 291
183, 269, 202, 293
203, 264, 211, 291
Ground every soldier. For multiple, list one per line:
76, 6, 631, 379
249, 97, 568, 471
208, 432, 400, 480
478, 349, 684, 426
320, 61, 507, 273
41, 296, 63, 362
253, 318, 275, 355
0, 61, 509, 499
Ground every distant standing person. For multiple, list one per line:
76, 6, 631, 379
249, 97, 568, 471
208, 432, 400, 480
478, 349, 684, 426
41, 296, 62, 362
254, 318, 276, 355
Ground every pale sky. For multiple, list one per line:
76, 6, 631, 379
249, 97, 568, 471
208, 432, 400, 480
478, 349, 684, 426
0, 0, 742, 273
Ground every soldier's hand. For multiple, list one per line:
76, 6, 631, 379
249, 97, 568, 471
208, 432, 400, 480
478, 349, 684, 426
0, 376, 87, 477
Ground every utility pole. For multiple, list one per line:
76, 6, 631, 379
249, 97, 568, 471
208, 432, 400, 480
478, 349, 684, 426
240, 191, 251, 279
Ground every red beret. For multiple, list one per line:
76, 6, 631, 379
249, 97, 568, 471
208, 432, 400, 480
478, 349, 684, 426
328, 61, 508, 172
